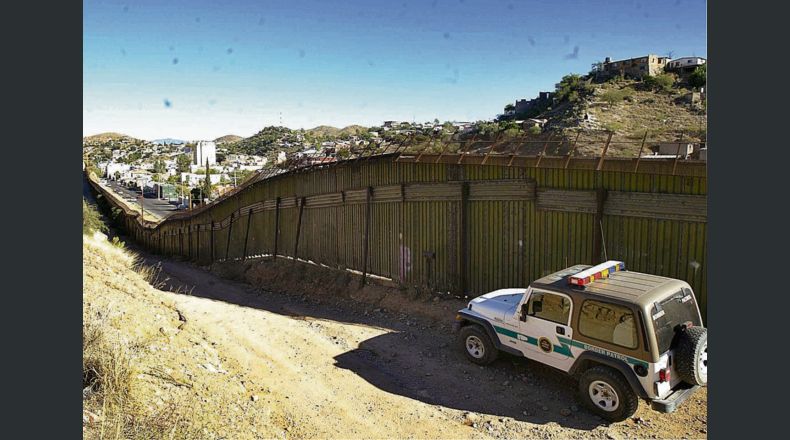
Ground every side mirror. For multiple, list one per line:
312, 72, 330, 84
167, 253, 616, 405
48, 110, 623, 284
520, 303, 529, 322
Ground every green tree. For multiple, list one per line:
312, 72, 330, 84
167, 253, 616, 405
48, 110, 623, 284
176, 154, 192, 173
153, 159, 166, 174
555, 74, 593, 103
688, 64, 706, 88
504, 103, 515, 112
202, 159, 212, 200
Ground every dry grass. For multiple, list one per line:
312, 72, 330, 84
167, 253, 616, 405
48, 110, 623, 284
83, 234, 208, 439
83, 300, 205, 439
83, 230, 275, 439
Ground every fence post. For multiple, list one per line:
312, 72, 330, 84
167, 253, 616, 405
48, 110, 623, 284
225, 212, 235, 261
592, 187, 608, 263
360, 187, 373, 287
196, 224, 200, 262
434, 134, 450, 164
242, 209, 254, 262
596, 132, 614, 171
179, 227, 183, 256
188, 224, 192, 259
633, 131, 648, 173
459, 181, 470, 295
481, 132, 502, 165
564, 131, 581, 169
273, 197, 281, 259
210, 220, 215, 263
534, 133, 553, 168
293, 197, 306, 264
672, 133, 685, 176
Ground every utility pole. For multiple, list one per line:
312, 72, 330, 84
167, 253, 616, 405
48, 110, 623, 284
139, 194, 145, 223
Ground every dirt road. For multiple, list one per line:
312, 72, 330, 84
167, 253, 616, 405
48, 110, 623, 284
142, 253, 707, 439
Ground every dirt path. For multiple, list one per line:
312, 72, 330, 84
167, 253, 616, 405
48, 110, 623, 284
142, 253, 707, 439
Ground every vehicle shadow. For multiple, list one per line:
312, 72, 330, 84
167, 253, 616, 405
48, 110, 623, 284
332, 331, 607, 430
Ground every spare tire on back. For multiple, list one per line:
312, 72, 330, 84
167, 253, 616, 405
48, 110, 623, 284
674, 326, 708, 386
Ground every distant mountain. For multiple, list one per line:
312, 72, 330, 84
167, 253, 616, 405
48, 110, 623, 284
152, 138, 185, 145
227, 126, 296, 156
83, 132, 140, 143
306, 125, 368, 138
214, 135, 243, 144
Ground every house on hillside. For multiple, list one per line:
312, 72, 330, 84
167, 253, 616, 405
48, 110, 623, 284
506, 91, 555, 116
600, 54, 670, 79
665, 57, 706, 74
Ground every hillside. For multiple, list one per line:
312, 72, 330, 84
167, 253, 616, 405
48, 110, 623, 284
306, 125, 367, 138
540, 78, 706, 156
225, 126, 298, 157
214, 134, 243, 144
82, 220, 284, 438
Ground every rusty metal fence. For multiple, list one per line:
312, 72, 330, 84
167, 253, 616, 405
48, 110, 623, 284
89, 148, 707, 320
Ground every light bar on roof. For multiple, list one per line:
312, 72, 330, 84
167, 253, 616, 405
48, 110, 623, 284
569, 260, 625, 286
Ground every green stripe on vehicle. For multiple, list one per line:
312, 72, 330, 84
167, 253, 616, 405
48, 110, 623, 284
557, 336, 649, 369
491, 326, 649, 368
493, 326, 570, 357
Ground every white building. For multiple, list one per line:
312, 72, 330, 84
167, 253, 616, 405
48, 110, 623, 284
105, 162, 131, 179
180, 172, 223, 186
193, 140, 217, 166
276, 151, 287, 164
666, 57, 706, 73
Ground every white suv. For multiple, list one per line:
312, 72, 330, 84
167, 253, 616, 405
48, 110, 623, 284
453, 261, 707, 422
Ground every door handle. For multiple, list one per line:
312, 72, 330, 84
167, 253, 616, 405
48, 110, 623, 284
556, 326, 565, 335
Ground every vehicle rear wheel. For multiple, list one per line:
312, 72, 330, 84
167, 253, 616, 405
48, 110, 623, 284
578, 366, 639, 422
675, 326, 707, 386
458, 325, 498, 365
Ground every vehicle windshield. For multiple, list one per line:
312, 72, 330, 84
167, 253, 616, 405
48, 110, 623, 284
651, 288, 702, 354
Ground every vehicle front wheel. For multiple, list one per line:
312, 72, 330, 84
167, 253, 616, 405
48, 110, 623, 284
458, 325, 498, 365
578, 366, 639, 422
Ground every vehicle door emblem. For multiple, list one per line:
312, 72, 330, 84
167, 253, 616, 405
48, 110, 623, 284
538, 337, 552, 353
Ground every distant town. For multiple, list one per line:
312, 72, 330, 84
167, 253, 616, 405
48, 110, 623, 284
83, 52, 706, 211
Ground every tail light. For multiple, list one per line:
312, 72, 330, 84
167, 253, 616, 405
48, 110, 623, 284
659, 368, 671, 383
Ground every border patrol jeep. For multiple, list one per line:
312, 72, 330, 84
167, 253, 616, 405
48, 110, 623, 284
453, 261, 707, 422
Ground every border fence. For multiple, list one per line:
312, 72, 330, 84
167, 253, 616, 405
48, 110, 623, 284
88, 146, 707, 320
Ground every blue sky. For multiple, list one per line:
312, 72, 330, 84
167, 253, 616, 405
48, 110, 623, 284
84, 0, 707, 140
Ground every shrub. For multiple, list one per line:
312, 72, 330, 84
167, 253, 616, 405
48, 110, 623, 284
602, 122, 625, 133
528, 125, 542, 135
600, 88, 634, 105
83, 199, 108, 235
643, 73, 676, 92
689, 64, 706, 88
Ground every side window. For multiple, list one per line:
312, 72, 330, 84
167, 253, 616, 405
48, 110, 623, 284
527, 292, 571, 325
578, 300, 638, 349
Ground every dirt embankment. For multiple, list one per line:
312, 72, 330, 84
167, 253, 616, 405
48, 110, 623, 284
212, 256, 468, 323
130, 252, 708, 439
83, 233, 288, 439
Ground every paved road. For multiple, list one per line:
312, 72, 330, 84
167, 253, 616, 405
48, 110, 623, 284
102, 179, 179, 219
